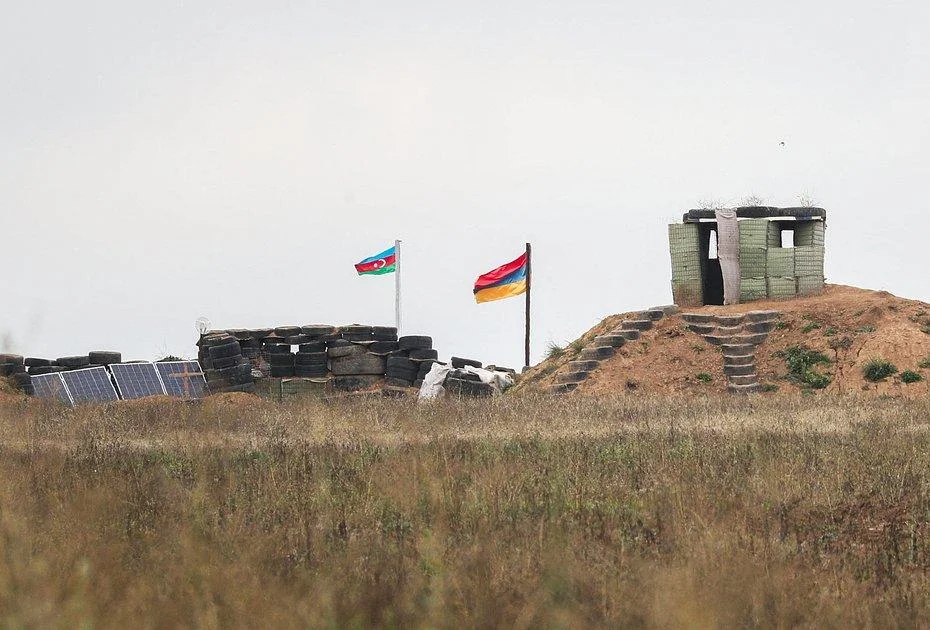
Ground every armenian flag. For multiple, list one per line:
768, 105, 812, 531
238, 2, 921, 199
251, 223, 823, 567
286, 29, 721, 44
474, 252, 528, 303
355, 245, 396, 275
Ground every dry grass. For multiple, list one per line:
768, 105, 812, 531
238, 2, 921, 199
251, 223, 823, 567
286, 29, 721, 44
2, 393, 930, 627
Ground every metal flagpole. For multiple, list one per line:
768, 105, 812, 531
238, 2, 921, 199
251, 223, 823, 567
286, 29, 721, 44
395, 239, 402, 334
524, 242, 531, 369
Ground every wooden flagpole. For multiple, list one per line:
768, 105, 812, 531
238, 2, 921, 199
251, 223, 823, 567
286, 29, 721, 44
524, 242, 531, 369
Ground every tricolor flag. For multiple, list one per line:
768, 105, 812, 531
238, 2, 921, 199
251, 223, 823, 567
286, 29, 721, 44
355, 245, 397, 275
474, 252, 528, 303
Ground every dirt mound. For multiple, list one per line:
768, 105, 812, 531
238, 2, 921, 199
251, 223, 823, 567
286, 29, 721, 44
515, 285, 930, 398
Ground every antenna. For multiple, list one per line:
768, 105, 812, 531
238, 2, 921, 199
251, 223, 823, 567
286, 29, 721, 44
195, 317, 211, 335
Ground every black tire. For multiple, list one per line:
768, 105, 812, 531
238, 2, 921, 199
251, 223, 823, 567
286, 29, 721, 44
298, 342, 326, 353
301, 325, 335, 336
209, 342, 241, 360
386, 367, 417, 382
398, 335, 432, 351
445, 377, 493, 397
212, 355, 241, 369
295, 352, 327, 365
56, 356, 90, 368
270, 365, 296, 378
239, 338, 261, 349
373, 335, 399, 343
341, 324, 373, 334
268, 353, 296, 366
449, 369, 482, 382
369, 341, 399, 354
409, 348, 439, 361
88, 351, 122, 365
386, 356, 415, 372
0, 364, 25, 376
275, 326, 302, 338
327, 339, 351, 349
24, 357, 51, 368
0, 354, 24, 365
286, 334, 311, 345
372, 326, 397, 337
451, 357, 482, 369
28, 366, 55, 375
229, 329, 254, 341
413, 379, 424, 388
342, 333, 373, 342
385, 377, 414, 387
417, 361, 437, 377
263, 343, 291, 355
201, 334, 234, 348
12, 373, 33, 391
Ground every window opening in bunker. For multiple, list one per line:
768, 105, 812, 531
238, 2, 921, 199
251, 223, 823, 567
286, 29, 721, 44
709, 229, 718, 259
781, 229, 795, 248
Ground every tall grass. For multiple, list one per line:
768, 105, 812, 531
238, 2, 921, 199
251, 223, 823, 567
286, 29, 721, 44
2, 394, 930, 627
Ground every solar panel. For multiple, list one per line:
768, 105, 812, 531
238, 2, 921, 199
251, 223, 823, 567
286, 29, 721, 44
31, 373, 74, 406
61, 367, 119, 404
110, 363, 167, 400
156, 361, 206, 399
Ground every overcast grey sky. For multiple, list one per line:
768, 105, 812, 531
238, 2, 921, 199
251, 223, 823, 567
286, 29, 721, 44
2, 1, 928, 367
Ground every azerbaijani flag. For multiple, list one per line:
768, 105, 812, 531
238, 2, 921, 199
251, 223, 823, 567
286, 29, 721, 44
474, 252, 528, 303
355, 245, 396, 275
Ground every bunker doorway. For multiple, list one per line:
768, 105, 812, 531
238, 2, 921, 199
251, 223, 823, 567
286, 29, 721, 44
699, 223, 724, 306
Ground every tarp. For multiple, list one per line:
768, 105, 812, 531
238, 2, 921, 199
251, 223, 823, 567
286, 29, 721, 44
417, 364, 515, 400
715, 209, 740, 305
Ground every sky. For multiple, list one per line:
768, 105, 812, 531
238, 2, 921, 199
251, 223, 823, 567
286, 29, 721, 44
2, 1, 928, 368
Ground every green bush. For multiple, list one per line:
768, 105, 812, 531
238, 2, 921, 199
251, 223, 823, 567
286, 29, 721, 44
919, 358, 930, 369
545, 342, 565, 361
802, 322, 821, 334
901, 370, 922, 384
695, 373, 712, 383
863, 359, 897, 382
778, 346, 832, 390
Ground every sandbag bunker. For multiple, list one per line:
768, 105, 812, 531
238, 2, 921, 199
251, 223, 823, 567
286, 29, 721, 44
197, 324, 512, 398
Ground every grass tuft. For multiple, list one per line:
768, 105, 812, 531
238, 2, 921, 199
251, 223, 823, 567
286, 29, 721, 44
863, 359, 897, 382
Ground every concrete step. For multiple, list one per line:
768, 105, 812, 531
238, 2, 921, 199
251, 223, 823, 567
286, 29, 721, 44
731, 333, 769, 346
704, 334, 736, 346
724, 363, 756, 377
716, 325, 744, 336
551, 383, 578, 394
728, 374, 759, 386
744, 321, 777, 334
621, 319, 653, 331
715, 314, 746, 327
593, 334, 627, 348
567, 360, 599, 372
614, 329, 641, 341
580, 346, 616, 361
682, 313, 715, 325
687, 324, 716, 335
721, 344, 756, 356
727, 383, 763, 394
641, 309, 665, 321
556, 371, 590, 384
723, 354, 755, 367
745, 310, 781, 323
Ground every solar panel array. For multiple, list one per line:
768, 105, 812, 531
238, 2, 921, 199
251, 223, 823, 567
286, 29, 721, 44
24, 361, 205, 406
156, 361, 206, 399
61, 367, 119, 404
31, 373, 74, 406
110, 363, 167, 400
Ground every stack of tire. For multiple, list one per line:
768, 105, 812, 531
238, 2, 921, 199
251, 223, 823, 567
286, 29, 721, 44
384, 336, 437, 388
0, 354, 32, 395
198, 333, 254, 394
327, 336, 387, 391
444, 357, 493, 397
295, 325, 336, 378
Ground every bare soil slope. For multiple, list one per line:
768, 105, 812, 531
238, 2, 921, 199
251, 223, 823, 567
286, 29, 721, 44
516, 285, 930, 398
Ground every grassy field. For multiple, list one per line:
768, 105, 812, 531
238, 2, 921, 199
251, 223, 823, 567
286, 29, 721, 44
2, 393, 930, 627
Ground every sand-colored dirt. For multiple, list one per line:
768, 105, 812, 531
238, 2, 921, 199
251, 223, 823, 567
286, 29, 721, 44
518, 285, 930, 398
